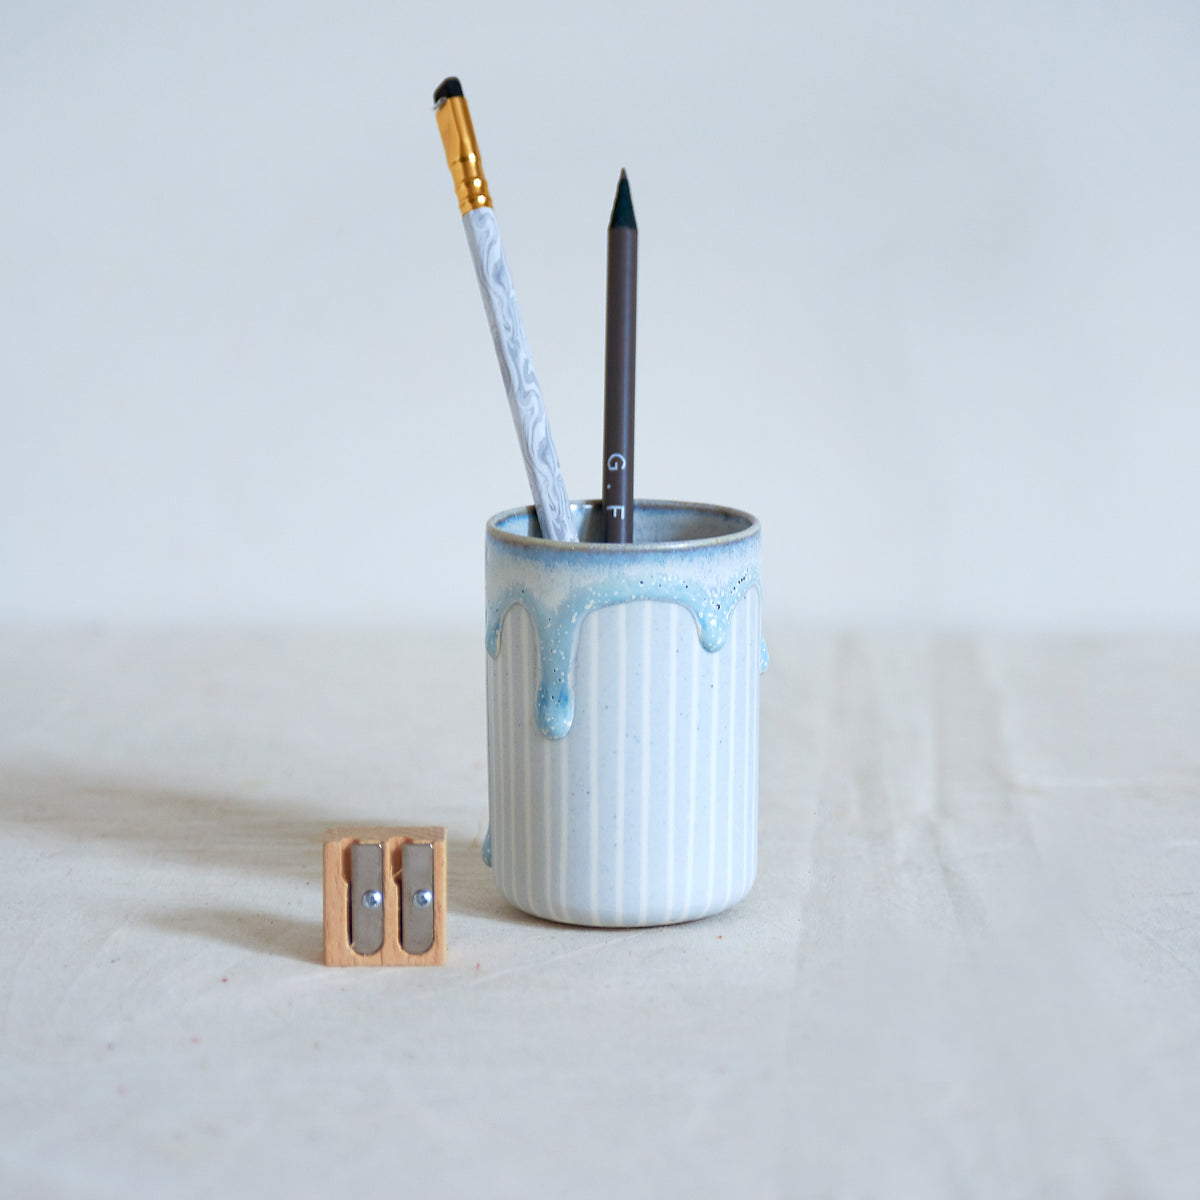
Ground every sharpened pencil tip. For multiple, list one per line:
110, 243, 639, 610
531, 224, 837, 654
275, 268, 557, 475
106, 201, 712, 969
434, 77, 463, 105
609, 170, 636, 230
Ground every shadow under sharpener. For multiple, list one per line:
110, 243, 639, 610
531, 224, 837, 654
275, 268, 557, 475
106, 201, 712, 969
322, 827, 447, 966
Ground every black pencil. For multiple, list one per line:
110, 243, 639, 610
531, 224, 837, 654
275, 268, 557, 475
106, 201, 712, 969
602, 169, 637, 543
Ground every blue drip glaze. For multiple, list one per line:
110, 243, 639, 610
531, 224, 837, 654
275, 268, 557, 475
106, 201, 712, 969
486, 501, 767, 740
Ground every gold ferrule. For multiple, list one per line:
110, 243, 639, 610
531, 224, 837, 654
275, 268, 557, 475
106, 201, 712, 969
435, 94, 492, 215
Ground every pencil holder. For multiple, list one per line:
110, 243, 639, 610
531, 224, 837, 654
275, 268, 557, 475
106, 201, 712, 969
484, 500, 766, 927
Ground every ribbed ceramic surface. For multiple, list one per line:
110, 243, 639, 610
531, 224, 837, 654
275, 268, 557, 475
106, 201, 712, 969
486, 590, 761, 926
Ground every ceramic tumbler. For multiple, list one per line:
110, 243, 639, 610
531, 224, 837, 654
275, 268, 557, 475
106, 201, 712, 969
484, 500, 766, 927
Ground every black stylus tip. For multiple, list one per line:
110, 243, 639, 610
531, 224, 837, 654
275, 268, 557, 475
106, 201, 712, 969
434, 77, 463, 104
609, 169, 636, 230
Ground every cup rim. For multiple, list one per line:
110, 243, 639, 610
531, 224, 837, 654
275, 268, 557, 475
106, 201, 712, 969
486, 498, 761, 552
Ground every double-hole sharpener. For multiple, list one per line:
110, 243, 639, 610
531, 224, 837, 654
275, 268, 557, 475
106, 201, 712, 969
322, 827, 447, 966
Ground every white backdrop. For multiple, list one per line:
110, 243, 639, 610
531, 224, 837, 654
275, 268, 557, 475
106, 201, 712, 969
2, 1, 1198, 629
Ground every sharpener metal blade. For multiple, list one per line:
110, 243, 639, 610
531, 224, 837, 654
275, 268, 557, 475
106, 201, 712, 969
400, 842, 435, 955
349, 842, 385, 955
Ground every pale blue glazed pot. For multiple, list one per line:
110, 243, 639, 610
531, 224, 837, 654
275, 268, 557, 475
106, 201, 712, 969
484, 500, 766, 927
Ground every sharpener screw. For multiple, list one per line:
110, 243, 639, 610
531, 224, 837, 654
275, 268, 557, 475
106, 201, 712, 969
362, 890, 383, 909
414, 890, 433, 909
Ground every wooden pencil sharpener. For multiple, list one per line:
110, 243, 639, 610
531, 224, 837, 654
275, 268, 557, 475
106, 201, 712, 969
322, 827, 446, 966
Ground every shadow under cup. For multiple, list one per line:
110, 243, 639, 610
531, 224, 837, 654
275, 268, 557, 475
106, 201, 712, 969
485, 500, 766, 928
